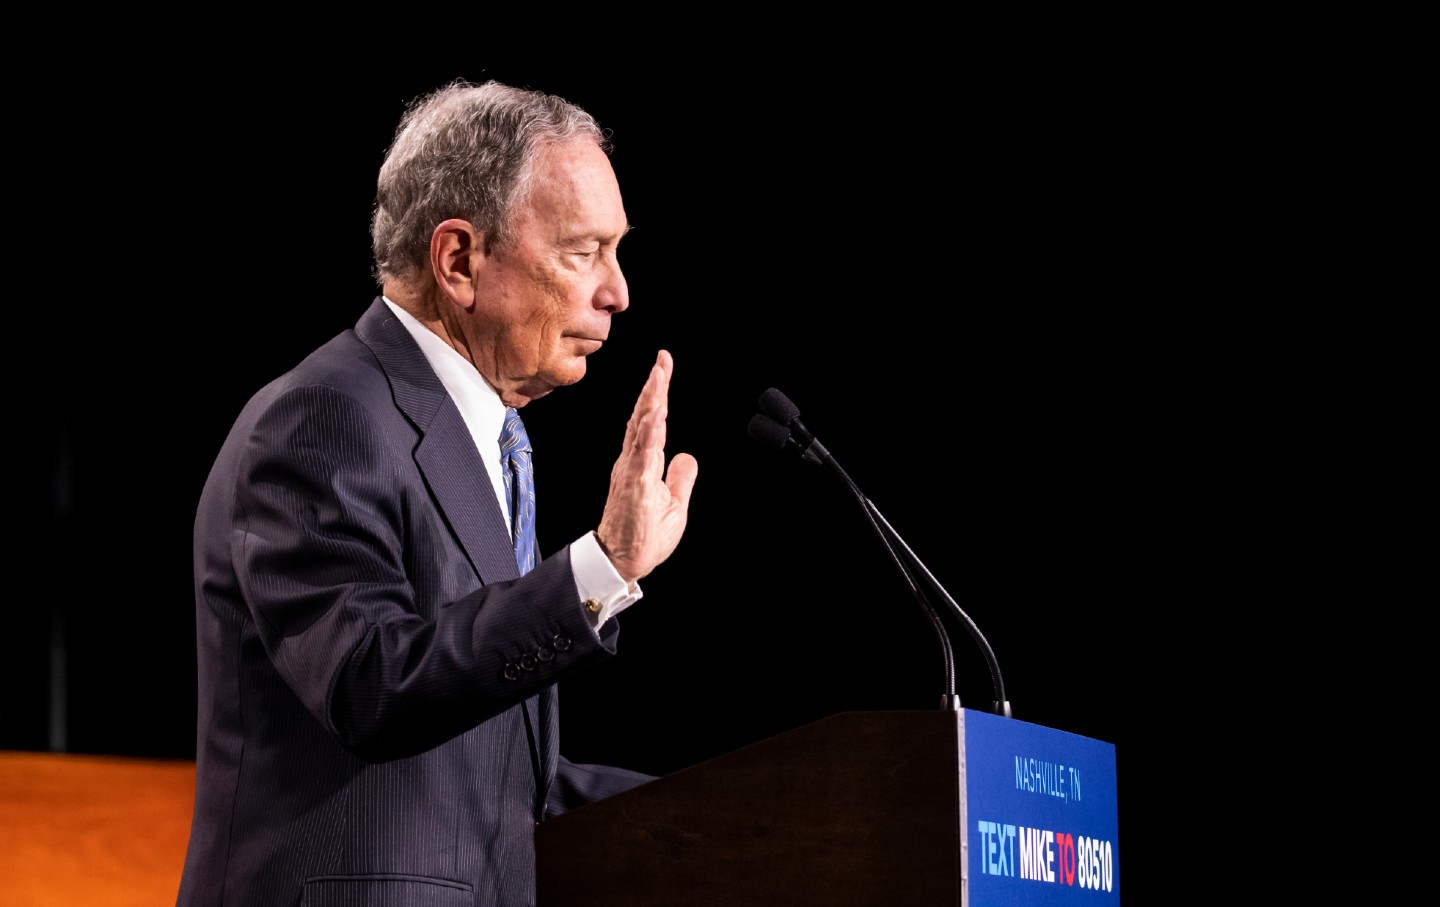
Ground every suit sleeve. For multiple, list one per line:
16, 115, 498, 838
546, 756, 658, 817
231, 383, 616, 762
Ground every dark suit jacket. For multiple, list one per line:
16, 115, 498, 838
177, 298, 654, 906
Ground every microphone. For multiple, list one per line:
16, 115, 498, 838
757, 387, 815, 449
746, 413, 829, 469
746, 413, 811, 462
748, 388, 1012, 717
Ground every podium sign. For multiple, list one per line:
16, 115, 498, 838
962, 709, 1119, 904
537, 710, 1119, 906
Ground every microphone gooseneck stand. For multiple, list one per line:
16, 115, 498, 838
862, 499, 1011, 718
748, 390, 1011, 717
810, 437, 961, 711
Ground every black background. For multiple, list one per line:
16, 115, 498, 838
10, 55, 1244, 900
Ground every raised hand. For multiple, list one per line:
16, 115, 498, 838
595, 350, 699, 583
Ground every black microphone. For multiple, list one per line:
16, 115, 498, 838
746, 413, 812, 462
758, 387, 815, 449
748, 414, 829, 469
748, 388, 1012, 717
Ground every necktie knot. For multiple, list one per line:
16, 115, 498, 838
499, 407, 531, 459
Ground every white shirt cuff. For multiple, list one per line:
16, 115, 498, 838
569, 532, 642, 630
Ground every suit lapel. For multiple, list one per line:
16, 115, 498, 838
356, 298, 518, 585
356, 298, 550, 801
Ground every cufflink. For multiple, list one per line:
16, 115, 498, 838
584, 598, 602, 615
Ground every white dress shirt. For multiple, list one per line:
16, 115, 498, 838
383, 298, 640, 630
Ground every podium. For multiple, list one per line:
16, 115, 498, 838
536, 709, 1119, 906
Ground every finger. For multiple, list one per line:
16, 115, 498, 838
625, 355, 671, 453
647, 351, 672, 408
630, 357, 667, 422
626, 405, 667, 467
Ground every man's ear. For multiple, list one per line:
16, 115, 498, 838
430, 218, 485, 310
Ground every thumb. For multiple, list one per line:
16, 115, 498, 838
666, 452, 699, 506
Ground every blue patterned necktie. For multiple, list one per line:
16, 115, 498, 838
499, 407, 537, 575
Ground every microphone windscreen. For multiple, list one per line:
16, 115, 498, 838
758, 388, 801, 424
746, 413, 793, 451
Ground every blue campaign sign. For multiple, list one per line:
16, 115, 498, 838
963, 709, 1120, 905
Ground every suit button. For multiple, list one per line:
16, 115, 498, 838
502, 663, 520, 681
519, 653, 538, 671
537, 645, 555, 663
553, 635, 572, 653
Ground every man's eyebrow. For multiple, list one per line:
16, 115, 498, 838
599, 224, 633, 245
562, 224, 632, 245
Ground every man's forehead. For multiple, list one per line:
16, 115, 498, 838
520, 143, 627, 240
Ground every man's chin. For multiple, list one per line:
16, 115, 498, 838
537, 360, 588, 392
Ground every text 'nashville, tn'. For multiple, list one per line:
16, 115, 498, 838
1016, 755, 1082, 802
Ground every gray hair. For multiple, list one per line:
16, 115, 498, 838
370, 79, 610, 285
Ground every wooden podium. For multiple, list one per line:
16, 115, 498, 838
538, 711, 961, 906
536, 709, 1120, 907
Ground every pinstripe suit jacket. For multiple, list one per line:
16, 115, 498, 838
177, 297, 654, 906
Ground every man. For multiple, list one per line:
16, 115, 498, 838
176, 79, 698, 906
